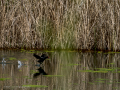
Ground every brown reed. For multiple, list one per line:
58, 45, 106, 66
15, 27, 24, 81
0, 0, 120, 51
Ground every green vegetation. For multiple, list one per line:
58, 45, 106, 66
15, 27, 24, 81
23, 76, 32, 79
104, 52, 120, 54
30, 70, 38, 74
22, 85, 48, 88
45, 75, 63, 77
78, 67, 120, 73
112, 87, 119, 89
67, 64, 81, 66
62, 64, 81, 66
96, 78, 110, 81
0, 78, 11, 81
9, 57, 17, 60
44, 50, 54, 52
97, 51, 102, 53
0, 0, 120, 51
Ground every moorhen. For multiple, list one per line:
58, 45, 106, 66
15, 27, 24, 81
33, 53, 49, 64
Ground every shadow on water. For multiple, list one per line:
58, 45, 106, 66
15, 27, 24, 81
0, 50, 120, 89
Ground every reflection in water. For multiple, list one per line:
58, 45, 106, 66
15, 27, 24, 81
2, 58, 6, 69
0, 50, 120, 90
33, 53, 48, 78
33, 67, 48, 78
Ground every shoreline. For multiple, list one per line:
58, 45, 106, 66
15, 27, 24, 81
0, 48, 120, 53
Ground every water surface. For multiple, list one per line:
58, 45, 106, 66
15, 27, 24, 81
0, 50, 120, 90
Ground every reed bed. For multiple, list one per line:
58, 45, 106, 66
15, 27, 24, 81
0, 0, 120, 51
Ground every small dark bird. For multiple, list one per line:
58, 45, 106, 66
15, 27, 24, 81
33, 53, 49, 64
33, 67, 47, 78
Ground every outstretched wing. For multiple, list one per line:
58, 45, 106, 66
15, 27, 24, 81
41, 54, 46, 57
41, 54, 49, 58
33, 53, 41, 59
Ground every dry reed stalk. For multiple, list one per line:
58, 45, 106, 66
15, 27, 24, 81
0, 0, 120, 51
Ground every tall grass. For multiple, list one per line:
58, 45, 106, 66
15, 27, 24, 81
0, 0, 120, 51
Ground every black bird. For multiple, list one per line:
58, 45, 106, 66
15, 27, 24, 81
33, 53, 49, 64
33, 67, 47, 78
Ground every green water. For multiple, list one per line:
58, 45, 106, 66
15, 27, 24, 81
0, 50, 120, 90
